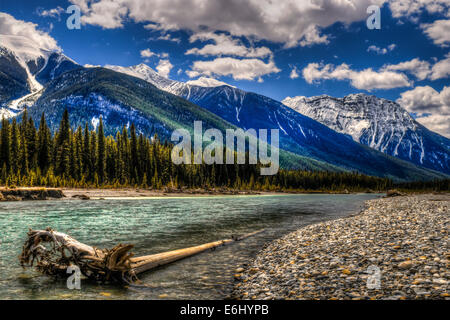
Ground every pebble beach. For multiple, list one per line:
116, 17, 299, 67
233, 194, 449, 300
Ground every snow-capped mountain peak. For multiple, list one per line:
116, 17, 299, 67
0, 39, 79, 115
283, 94, 449, 173
105, 64, 234, 91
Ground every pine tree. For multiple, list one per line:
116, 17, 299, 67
0, 117, 11, 170
10, 119, 20, 173
55, 110, 71, 176
130, 123, 138, 181
97, 117, 106, 183
83, 122, 91, 177
37, 113, 51, 171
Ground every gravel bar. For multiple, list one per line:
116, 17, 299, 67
232, 194, 449, 300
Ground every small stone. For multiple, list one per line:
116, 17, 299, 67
398, 261, 413, 269
342, 269, 352, 275
432, 278, 447, 285
249, 268, 259, 274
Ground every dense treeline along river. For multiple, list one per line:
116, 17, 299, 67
0, 194, 380, 300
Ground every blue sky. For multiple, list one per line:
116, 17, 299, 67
1, 0, 449, 136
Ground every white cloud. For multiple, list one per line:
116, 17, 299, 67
389, 0, 450, 19
155, 33, 181, 43
382, 58, 431, 80
367, 43, 396, 55
155, 59, 173, 78
140, 48, 156, 58
397, 85, 450, 137
302, 63, 411, 90
69, 0, 385, 48
140, 48, 169, 60
70, 0, 128, 29
0, 12, 60, 62
186, 77, 234, 88
381, 54, 450, 81
37, 6, 65, 19
290, 66, 300, 79
414, 114, 449, 138
298, 25, 330, 47
186, 32, 272, 58
421, 19, 450, 47
186, 57, 280, 81
388, 1, 449, 46
430, 53, 450, 80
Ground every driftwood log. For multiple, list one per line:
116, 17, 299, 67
19, 227, 264, 283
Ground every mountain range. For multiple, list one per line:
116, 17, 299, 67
106, 63, 450, 177
0, 42, 448, 181
283, 95, 450, 174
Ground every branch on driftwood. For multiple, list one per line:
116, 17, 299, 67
19, 227, 264, 283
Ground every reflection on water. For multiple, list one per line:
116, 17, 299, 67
0, 194, 380, 300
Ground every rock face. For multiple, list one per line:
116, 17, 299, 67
283, 94, 450, 174
232, 194, 449, 300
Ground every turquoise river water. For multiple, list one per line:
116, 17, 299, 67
0, 194, 380, 300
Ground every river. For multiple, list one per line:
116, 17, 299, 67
0, 194, 380, 300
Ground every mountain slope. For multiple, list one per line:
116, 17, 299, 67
105, 64, 448, 181
28, 67, 347, 172
0, 42, 80, 117
283, 94, 450, 174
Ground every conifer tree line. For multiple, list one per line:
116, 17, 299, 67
0, 108, 429, 192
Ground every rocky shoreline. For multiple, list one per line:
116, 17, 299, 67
232, 194, 449, 300
0, 188, 64, 201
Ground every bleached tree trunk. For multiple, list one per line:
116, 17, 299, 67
20, 228, 264, 283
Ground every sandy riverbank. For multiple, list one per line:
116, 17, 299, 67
63, 188, 273, 199
1, 187, 377, 201
232, 193, 449, 300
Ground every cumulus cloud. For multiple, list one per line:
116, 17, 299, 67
155, 59, 173, 78
430, 53, 450, 80
382, 58, 431, 80
414, 114, 449, 138
186, 32, 272, 58
186, 77, 234, 88
290, 66, 300, 79
140, 48, 169, 61
397, 85, 450, 137
186, 57, 280, 81
37, 6, 65, 19
389, 0, 450, 19
302, 63, 411, 90
69, 0, 386, 48
140, 48, 156, 58
153, 33, 181, 43
367, 44, 396, 55
381, 54, 450, 81
0, 12, 60, 61
421, 19, 450, 47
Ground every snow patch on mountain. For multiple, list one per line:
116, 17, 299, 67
186, 77, 234, 88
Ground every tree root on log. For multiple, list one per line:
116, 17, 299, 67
19, 227, 264, 284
